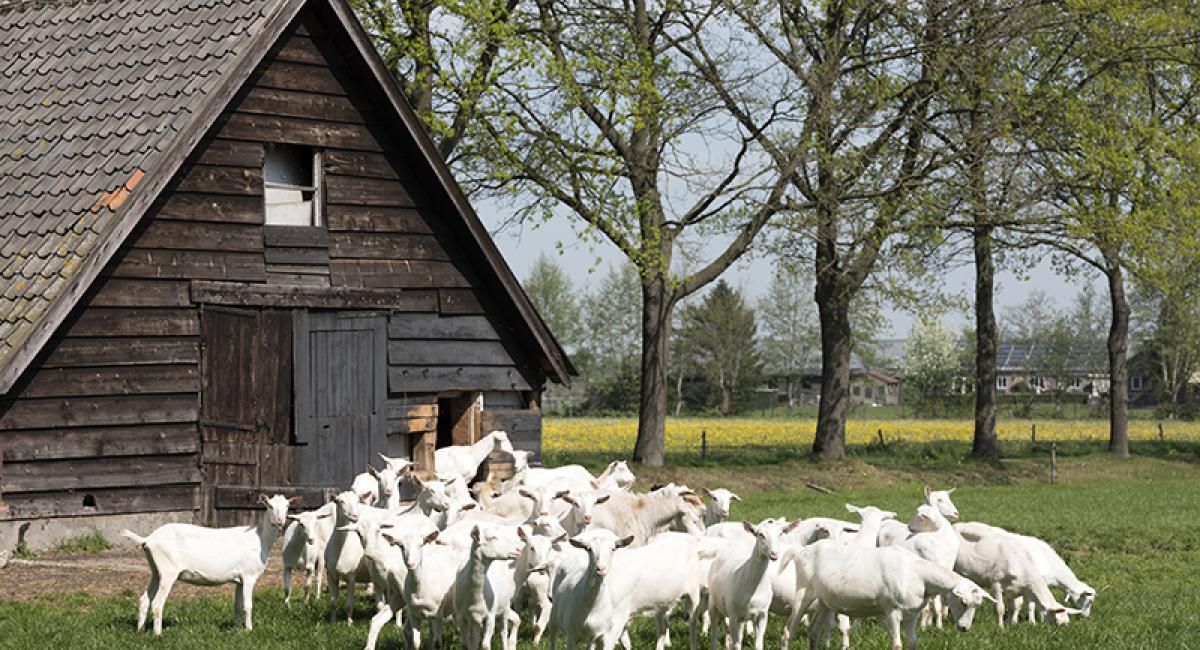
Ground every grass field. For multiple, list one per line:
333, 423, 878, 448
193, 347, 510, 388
2, 449, 1199, 649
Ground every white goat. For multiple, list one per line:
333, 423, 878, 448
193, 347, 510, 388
587, 490, 705, 546
454, 524, 525, 650
281, 502, 335, 606
878, 503, 961, 628
337, 516, 410, 650
700, 488, 741, 528
514, 526, 561, 645
1011, 532, 1096, 621
352, 467, 380, 505
547, 528, 635, 650
520, 460, 637, 493
121, 494, 298, 635
706, 519, 785, 650
785, 540, 993, 650
607, 531, 706, 650
437, 430, 515, 484
953, 522, 1079, 627
387, 528, 461, 650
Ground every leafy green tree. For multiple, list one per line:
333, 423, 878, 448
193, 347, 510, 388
473, 1, 795, 463
1023, 0, 1200, 456
351, 0, 522, 168
677, 281, 761, 416
758, 266, 819, 409
902, 317, 961, 417
579, 264, 642, 414
523, 254, 581, 353
679, 1, 994, 458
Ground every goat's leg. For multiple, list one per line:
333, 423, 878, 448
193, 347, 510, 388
993, 584, 1006, 629
365, 603, 393, 650
344, 574, 357, 624
481, 613, 496, 650
903, 611, 919, 650
283, 566, 293, 608
880, 610, 902, 650
241, 576, 258, 630
150, 569, 178, 636
707, 602, 720, 650
837, 614, 850, 650
136, 566, 159, 632
752, 613, 767, 650
728, 615, 742, 650
328, 569, 341, 623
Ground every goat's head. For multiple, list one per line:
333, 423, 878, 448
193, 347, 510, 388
924, 485, 960, 521
470, 524, 523, 562
946, 578, 995, 632
259, 493, 300, 529
567, 528, 633, 577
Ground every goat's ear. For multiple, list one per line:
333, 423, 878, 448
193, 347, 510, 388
568, 538, 588, 550
258, 493, 271, 505
844, 504, 860, 514
741, 520, 756, 535
595, 494, 611, 505
316, 512, 333, 519
882, 510, 897, 521
461, 502, 478, 511
923, 485, 932, 498
554, 533, 569, 543
784, 518, 802, 533
616, 535, 635, 548
471, 525, 482, 541
699, 486, 714, 498
555, 490, 572, 499
980, 590, 997, 603
379, 522, 394, 529
367, 465, 380, 478
947, 487, 956, 494
287, 496, 304, 506
519, 489, 535, 500
731, 493, 742, 502
424, 530, 441, 545
518, 526, 529, 541
959, 530, 982, 542
560, 495, 579, 507
286, 514, 301, 521
381, 531, 400, 545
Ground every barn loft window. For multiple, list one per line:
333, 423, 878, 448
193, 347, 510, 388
264, 143, 321, 226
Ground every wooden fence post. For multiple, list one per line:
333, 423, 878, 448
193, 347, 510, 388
1031, 423, 1037, 444
1158, 422, 1165, 442
701, 430, 707, 459
1050, 442, 1057, 484
877, 428, 885, 446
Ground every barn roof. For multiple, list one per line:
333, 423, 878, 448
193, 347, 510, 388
0, 0, 574, 393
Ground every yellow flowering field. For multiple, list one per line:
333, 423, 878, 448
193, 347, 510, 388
543, 417, 1200, 454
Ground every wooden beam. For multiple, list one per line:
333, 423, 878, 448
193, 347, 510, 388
44, 337, 199, 368
65, 308, 200, 338
90, 279, 192, 308
0, 454, 200, 493
0, 394, 199, 430
0, 484, 198, 521
0, 424, 199, 461
387, 314, 500, 341
387, 340, 515, 367
389, 366, 532, 392
15, 365, 199, 399
439, 289, 485, 315
412, 430, 436, 479
190, 281, 438, 311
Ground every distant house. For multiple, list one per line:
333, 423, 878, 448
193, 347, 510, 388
994, 341, 1108, 398
849, 370, 902, 406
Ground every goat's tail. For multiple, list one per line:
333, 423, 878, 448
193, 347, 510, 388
120, 529, 148, 547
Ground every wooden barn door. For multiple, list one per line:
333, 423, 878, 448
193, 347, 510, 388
199, 307, 295, 525
293, 312, 387, 490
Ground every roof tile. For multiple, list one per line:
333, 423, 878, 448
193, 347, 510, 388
0, 0, 277, 372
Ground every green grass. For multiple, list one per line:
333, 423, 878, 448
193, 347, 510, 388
51, 533, 113, 555
2, 461, 1199, 648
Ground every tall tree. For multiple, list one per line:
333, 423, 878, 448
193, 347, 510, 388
579, 264, 643, 413
758, 266, 819, 408
477, 1, 797, 464
677, 280, 761, 415
679, 1, 976, 457
903, 316, 961, 416
1025, 0, 1200, 456
523, 254, 581, 352
352, 0, 523, 167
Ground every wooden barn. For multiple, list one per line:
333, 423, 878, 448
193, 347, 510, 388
0, 0, 572, 541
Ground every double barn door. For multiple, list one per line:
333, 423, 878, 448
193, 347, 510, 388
199, 307, 387, 524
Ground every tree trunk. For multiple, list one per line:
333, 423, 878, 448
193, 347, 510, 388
1106, 265, 1130, 458
813, 289, 851, 459
633, 275, 672, 466
972, 224, 1000, 463
674, 372, 684, 417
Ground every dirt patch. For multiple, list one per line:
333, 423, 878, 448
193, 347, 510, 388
0, 549, 289, 603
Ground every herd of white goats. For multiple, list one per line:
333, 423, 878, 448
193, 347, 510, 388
119, 430, 1095, 649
